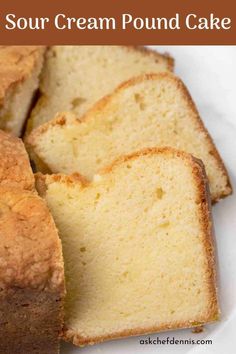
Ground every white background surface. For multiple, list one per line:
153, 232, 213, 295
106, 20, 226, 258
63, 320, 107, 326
61, 46, 236, 354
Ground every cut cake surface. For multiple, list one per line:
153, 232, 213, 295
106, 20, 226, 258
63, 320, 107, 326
27, 73, 231, 202
36, 147, 219, 346
26, 45, 173, 133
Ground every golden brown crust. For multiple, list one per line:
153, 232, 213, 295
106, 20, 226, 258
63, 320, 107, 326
0, 46, 46, 106
26, 72, 231, 202
0, 186, 64, 291
98, 146, 198, 175
64, 320, 209, 346
0, 129, 34, 190
35, 171, 88, 196
38, 147, 219, 346
189, 156, 219, 321
0, 129, 65, 290
0, 130, 65, 352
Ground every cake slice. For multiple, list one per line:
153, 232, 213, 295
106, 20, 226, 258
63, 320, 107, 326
0, 130, 65, 354
36, 148, 219, 346
27, 73, 231, 202
26, 45, 173, 132
0, 46, 46, 136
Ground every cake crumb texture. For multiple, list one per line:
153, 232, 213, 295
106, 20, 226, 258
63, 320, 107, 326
36, 147, 219, 346
27, 45, 173, 132
27, 73, 231, 202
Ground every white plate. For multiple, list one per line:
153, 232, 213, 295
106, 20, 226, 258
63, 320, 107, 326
61, 46, 236, 354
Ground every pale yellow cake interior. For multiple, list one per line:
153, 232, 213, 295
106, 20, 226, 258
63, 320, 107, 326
28, 46, 172, 131
29, 74, 230, 201
38, 151, 217, 342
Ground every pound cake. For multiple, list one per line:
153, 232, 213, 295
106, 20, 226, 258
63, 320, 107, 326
27, 73, 231, 202
36, 148, 219, 346
0, 130, 65, 354
0, 46, 45, 136
26, 46, 173, 132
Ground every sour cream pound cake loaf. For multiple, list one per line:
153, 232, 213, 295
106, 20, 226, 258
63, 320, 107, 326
0, 130, 65, 354
36, 148, 219, 346
26, 45, 173, 132
27, 73, 231, 202
0, 46, 46, 136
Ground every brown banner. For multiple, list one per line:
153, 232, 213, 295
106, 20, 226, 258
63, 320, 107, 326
0, 0, 235, 45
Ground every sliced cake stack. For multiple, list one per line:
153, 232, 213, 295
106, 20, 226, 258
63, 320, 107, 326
26, 72, 231, 202
25, 46, 231, 347
0, 46, 232, 349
